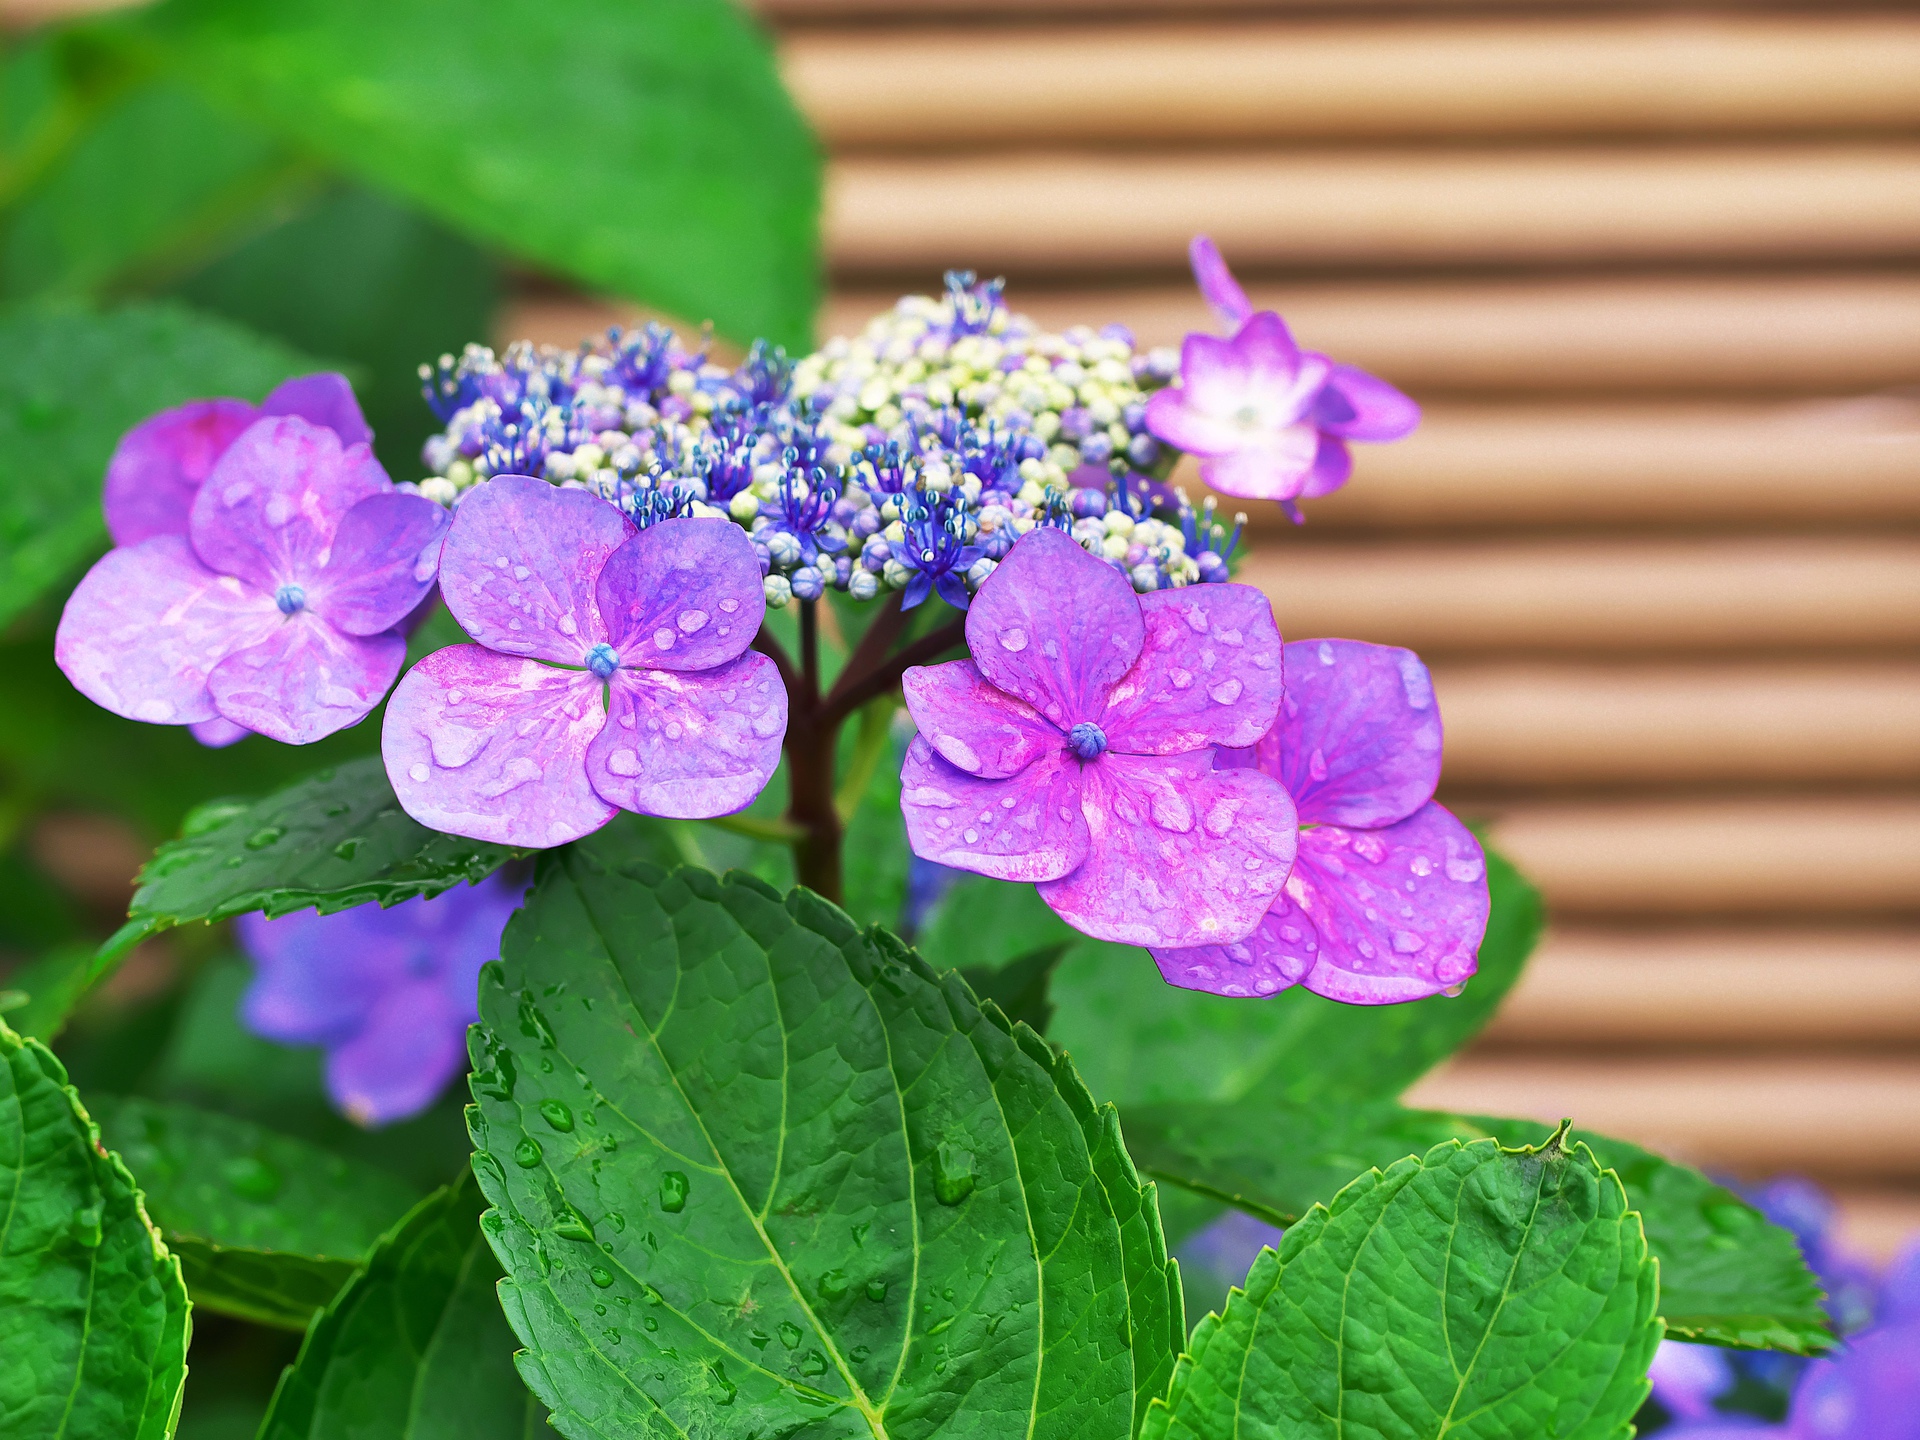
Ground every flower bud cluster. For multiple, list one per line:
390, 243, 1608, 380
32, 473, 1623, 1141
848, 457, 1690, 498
410, 280, 1243, 611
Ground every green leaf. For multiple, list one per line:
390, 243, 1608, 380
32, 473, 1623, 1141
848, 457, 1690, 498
259, 1172, 544, 1440
0, 298, 314, 626
467, 835, 1168, 1438
0, 940, 93, 1041
1127, 1100, 1834, 1356
959, 942, 1067, 1035
1143, 1132, 1660, 1440
106, 756, 520, 964
3, 74, 302, 301
918, 873, 1078, 975
1472, 1117, 1833, 1355
0, 1020, 190, 1440
149, 0, 820, 348
92, 1095, 423, 1328
1050, 844, 1541, 1109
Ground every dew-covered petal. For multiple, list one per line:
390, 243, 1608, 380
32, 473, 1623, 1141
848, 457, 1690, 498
190, 716, 250, 748
324, 976, 468, 1126
1100, 584, 1282, 755
260, 372, 373, 449
438, 474, 631, 664
964, 526, 1144, 729
189, 415, 392, 593
901, 659, 1062, 778
383, 643, 615, 848
900, 736, 1088, 883
103, 398, 257, 546
54, 535, 280, 726
1316, 363, 1420, 442
587, 652, 786, 819
593, 515, 763, 671
1039, 752, 1296, 949
1189, 234, 1254, 328
1285, 803, 1489, 1004
1197, 432, 1321, 501
1264, 637, 1442, 828
1787, 1318, 1920, 1440
1149, 905, 1315, 1000
314, 491, 449, 636
208, 614, 404, 745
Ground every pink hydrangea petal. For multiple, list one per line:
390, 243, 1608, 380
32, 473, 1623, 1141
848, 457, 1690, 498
1297, 433, 1353, 499
1317, 363, 1420, 442
189, 416, 391, 594
1288, 804, 1488, 1004
1142, 387, 1246, 458
383, 643, 615, 848
964, 526, 1144, 728
103, 398, 257, 546
1197, 433, 1320, 501
586, 652, 786, 819
189, 716, 250, 748
260, 372, 372, 449
901, 659, 1062, 778
1264, 638, 1442, 828
1232, 311, 1306, 386
208, 615, 404, 745
1189, 234, 1254, 328
1038, 752, 1296, 949
55, 536, 280, 726
438, 474, 631, 665
1100, 584, 1283, 755
900, 735, 1089, 883
1150, 906, 1314, 1000
324, 976, 466, 1126
593, 516, 763, 671
314, 492, 449, 637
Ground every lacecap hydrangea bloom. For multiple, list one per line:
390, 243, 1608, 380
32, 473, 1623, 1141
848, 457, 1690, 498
899, 527, 1297, 948
58, 411, 447, 746
238, 870, 525, 1125
1152, 639, 1489, 1001
1147, 237, 1420, 518
383, 476, 784, 847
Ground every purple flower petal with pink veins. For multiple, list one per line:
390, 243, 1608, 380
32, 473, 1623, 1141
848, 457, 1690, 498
102, 373, 368, 547
1147, 236, 1419, 512
58, 413, 443, 744
901, 526, 1294, 948
1154, 637, 1487, 1003
384, 477, 784, 846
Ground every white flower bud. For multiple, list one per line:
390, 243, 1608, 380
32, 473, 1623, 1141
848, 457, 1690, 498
418, 476, 458, 506
764, 574, 793, 608
728, 490, 761, 522
882, 559, 913, 589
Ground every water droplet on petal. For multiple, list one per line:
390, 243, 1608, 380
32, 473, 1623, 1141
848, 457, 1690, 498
1208, 678, 1243, 704
1308, 747, 1328, 782
677, 610, 709, 633
1317, 641, 1335, 665
1391, 930, 1425, 953
1000, 627, 1028, 652
1446, 855, 1485, 883
408, 762, 430, 783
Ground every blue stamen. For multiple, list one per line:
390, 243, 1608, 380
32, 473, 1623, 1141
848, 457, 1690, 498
274, 583, 306, 615
585, 643, 619, 679
1068, 722, 1109, 762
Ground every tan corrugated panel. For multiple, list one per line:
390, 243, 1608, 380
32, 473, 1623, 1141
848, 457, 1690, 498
1833, 1191, 1920, 1265
824, 274, 1920, 397
1483, 927, 1920, 1042
828, 146, 1920, 273
1434, 663, 1920, 786
1405, 1055, 1920, 1174
1483, 797, 1920, 916
1242, 538, 1920, 653
789, 17, 1920, 145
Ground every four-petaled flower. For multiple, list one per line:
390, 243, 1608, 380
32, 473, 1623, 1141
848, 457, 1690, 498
1145, 236, 1419, 513
57, 415, 448, 745
100, 372, 374, 746
383, 474, 786, 847
899, 526, 1296, 948
238, 870, 525, 1126
1152, 639, 1489, 1001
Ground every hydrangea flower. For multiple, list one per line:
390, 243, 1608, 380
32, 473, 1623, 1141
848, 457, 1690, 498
57, 415, 448, 745
1152, 638, 1488, 1001
383, 474, 785, 847
898, 526, 1296, 948
1146, 236, 1420, 515
237, 871, 525, 1125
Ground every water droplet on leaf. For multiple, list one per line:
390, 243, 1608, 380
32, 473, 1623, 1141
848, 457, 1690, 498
658, 1171, 689, 1213
590, 1265, 614, 1288
539, 1099, 574, 1132
933, 1142, 976, 1205
514, 1138, 543, 1168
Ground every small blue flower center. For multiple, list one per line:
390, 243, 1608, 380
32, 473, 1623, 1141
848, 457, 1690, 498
585, 643, 620, 679
274, 583, 306, 615
1068, 722, 1108, 762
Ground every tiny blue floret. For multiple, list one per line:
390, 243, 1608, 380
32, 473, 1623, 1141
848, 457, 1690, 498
585, 643, 619, 679
274, 583, 306, 615
1068, 722, 1109, 762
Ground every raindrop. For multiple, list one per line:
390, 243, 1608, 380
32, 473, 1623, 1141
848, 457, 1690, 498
539, 1099, 575, 1132
1445, 855, 1485, 883
711, 1362, 738, 1406
554, 1209, 594, 1243
866, 1279, 888, 1302
850, 1344, 871, 1363
514, 1138, 543, 1169
1207, 678, 1243, 705
932, 1142, 976, 1206
590, 1266, 614, 1288
658, 1171, 690, 1213
778, 1321, 803, 1350
818, 1270, 848, 1300
607, 1211, 627, 1233
244, 826, 284, 850
999, 626, 1029, 652
800, 1350, 828, 1377
644, 1315, 660, 1332
331, 837, 362, 861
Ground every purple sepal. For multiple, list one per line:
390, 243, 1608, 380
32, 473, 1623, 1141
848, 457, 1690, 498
208, 617, 407, 746
1100, 585, 1283, 755
103, 399, 257, 547
1189, 234, 1254, 328
189, 716, 250, 748
259, 371, 373, 449
585, 653, 786, 819
1318, 363, 1420, 442
1266, 638, 1441, 829
900, 736, 1088, 883
902, 660, 1060, 779
594, 515, 763, 671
